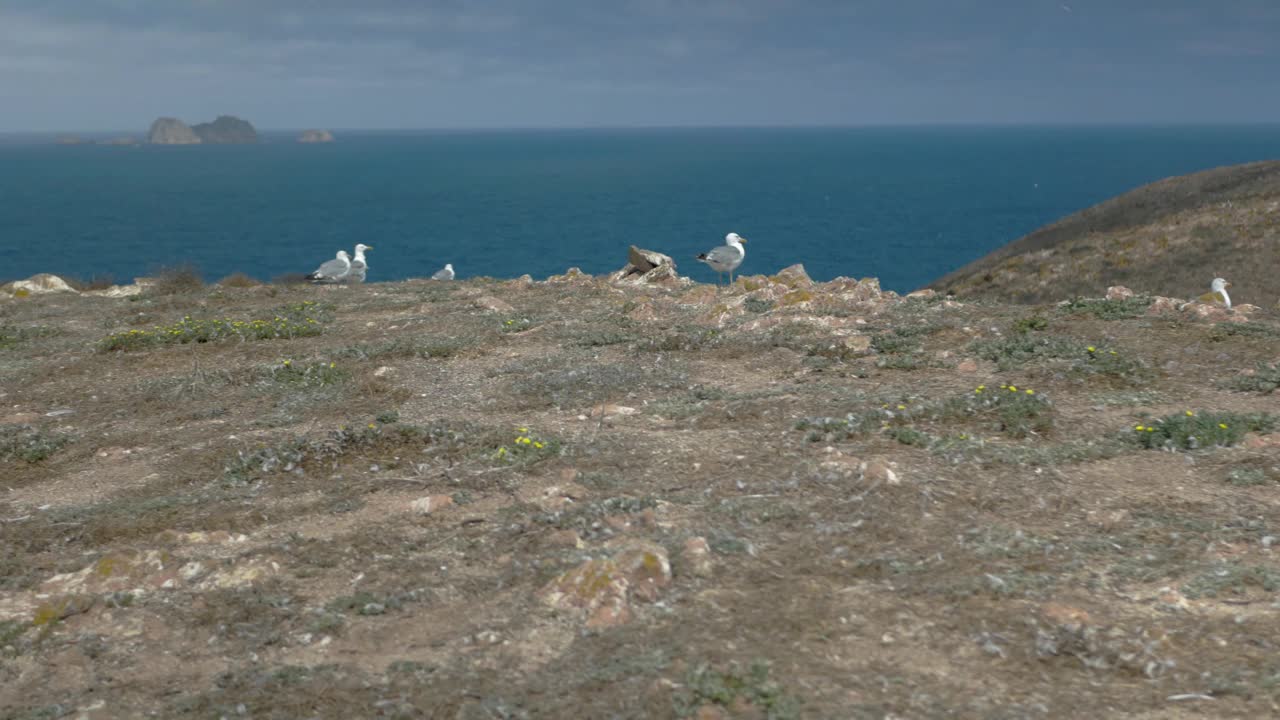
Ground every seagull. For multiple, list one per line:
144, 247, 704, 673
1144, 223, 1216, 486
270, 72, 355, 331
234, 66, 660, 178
1199, 277, 1232, 309
431, 263, 455, 281
696, 232, 747, 285
306, 250, 350, 284
345, 243, 372, 284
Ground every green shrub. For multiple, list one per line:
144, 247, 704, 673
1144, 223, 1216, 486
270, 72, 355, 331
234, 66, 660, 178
1058, 296, 1153, 320
1227, 363, 1280, 395
1130, 411, 1277, 450
99, 301, 332, 352
0, 424, 72, 463
970, 334, 1083, 369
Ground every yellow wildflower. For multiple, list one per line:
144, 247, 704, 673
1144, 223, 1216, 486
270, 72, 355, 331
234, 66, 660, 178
534, 441, 544, 449
1185, 410, 1194, 417
1219, 423, 1228, 429
1025, 389, 1034, 395
1135, 425, 1145, 431
1086, 346, 1096, 353
1008, 385, 1017, 392
897, 404, 906, 410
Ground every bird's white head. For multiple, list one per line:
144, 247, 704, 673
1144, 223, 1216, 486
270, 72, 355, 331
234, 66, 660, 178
1211, 278, 1231, 292
726, 232, 746, 245
444, 263, 453, 271
336, 250, 350, 260
354, 243, 372, 253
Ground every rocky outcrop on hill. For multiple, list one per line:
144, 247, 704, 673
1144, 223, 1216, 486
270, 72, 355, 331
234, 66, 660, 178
298, 129, 335, 143
146, 118, 201, 145
191, 115, 258, 144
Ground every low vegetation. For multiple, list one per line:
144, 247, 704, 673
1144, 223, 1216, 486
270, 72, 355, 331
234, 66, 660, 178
4, 270, 1280, 718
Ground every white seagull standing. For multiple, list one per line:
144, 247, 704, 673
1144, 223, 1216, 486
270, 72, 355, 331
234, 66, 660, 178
306, 250, 350, 284
431, 263, 455, 281
345, 243, 372, 284
1199, 277, 1232, 309
697, 232, 747, 285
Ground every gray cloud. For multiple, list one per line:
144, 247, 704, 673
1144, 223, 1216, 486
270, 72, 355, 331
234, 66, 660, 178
0, 0, 1277, 130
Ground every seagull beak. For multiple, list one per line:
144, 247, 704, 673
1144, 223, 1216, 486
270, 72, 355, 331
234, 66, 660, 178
738, 237, 747, 244
1225, 281, 1232, 289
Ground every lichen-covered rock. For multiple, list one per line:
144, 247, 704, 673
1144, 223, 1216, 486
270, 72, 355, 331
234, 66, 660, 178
612, 542, 672, 602
537, 557, 631, 626
1106, 285, 1135, 301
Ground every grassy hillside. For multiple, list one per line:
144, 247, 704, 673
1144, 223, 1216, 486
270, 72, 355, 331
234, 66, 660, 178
2, 271, 1280, 717
929, 160, 1280, 305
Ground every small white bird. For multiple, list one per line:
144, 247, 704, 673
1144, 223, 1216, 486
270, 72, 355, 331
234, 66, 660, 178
306, 250, 350, 284
431, 263, 455, 281
1199, 277, 1232, 309
696, 232, 747, 284
345, 243, 372, 284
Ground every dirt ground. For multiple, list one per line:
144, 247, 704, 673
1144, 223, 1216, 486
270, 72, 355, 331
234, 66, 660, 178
2, 267, 1279, 719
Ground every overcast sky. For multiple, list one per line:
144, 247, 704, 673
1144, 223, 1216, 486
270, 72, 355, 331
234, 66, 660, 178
1, 0, 1278, 131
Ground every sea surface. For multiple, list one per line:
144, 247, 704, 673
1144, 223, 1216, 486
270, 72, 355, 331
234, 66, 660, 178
3, 126, 1279, 291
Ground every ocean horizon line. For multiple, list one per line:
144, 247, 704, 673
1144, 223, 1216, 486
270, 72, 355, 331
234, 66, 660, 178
5, 121, 1280, 137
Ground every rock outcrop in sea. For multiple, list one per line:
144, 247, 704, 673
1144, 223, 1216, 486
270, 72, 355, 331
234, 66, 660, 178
191, 115, 258, 144
147, 118, 202, 145
298, 129, 335, 143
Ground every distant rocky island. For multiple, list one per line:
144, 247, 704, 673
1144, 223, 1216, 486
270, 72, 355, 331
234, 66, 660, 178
298, 129, 335, 143
146, 115, 258, 145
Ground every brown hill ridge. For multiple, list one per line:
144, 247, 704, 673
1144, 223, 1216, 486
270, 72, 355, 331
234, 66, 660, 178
929, 159, 1280, 305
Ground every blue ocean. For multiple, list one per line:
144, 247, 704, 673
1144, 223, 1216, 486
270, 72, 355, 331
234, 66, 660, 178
3, 126, 1279, 291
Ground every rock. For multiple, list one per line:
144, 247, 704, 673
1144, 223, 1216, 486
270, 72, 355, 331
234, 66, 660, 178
544, 529, 585, 550
411, 495, 454, 515
2, 273, 79, 295
298, 129, 335, 143
819, 451, 864, 479
1146, 296, 1180, 316
101, 136, 140, 146
628, 246, 675, 274
146, 117, 201, 145
1235, 303, 1261, 316
862, 457, 900, 485
1105, 285, 1135, 301
841, 335, 872, 353
1182, 302, 1233, 322
1085, 509, 1130, 530
613, 542, 672, 602
1041, 602, 1092, 630
83, 284, 143, 298
373, 366, 394, 377
473, 295, 515, 314
957, 359, 979, 373
1243, 433, 1280, 449
772, 264, 813, 288
907, 288, 937, 299
548, 267, 589, 283
824, 277, 883, 303
587, 404, 638, 419
191, 115, 258, 144
154, 530, 248, 545
679, 537, 714, 578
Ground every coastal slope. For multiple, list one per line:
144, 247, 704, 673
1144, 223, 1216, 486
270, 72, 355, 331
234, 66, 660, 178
928, 160, 1280, 304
